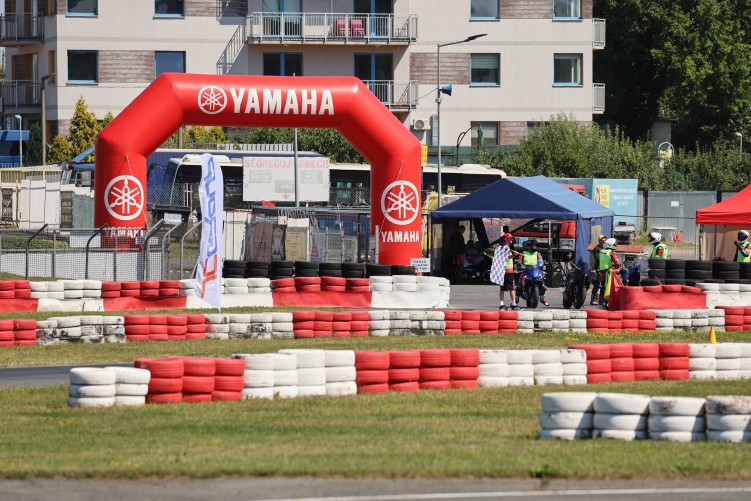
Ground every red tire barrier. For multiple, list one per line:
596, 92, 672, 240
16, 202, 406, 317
586, 373, 612, 384
355, 351, 390, 370
272, 278, 295, 288
633, 357, 660, 371
101, 281, 121, 291
294, 277, 321, 286
350, 321, 369, 331
212, 391, 242, 401
314, 330, 333, 338
332, 311, 352, 321
13, 330, 36, 341
314, 321, 333, 331
120, 281, 140, 290
358, 383, 389, 394
450, 380, 479, 389
634, 370, 661, 381
294, 330, 315, 338
182, 376, 215, 394
214, 358, 245, 376
479, 310, 499, 321
146, 393, 183, 404
135, 358, 184, 378
356, 370, 389, 385
389, 382, 420, 392
660, 369, 690, 381
610, 358, 635, 372
14, 340, 36, 346
150, 315, 168, 326
125, 325, 151, 336
586, 359, 612, 374
659, 357, 690, 370
584, 309, 608, 319
479, 321, 499, 332
442, 310, 462, 321
140, 280, 160, 290
124, 315, 150, 325
214, 375, 244, 392
419, 349, 451, 367
419, 380, 451, 390
314, 311, 334, 321
497, 320, 518, 330
167, 326, 188, 336
609, 344, 633, 358
183, 393, 213, 403
166, 315, 188, 326
120, 290, 140, 297
148, 334, 169, 342
13, 319, 36, 330
297, 284, 321, 292
150, 325, 168, 336
322, 286, 346, 292
0, 320, 14, 330
389, 350, 421, 368
418, 367, 450, 381
631, 343, 659, 358
186, 333, 207, 340
148, 377, 183, 394
449, 366, 480, 380
388, 368, 419, 383
321, 277, 346, 286
570, 344, 610, 360
294, 321, 315, 330
0, 281, 14, 291
658, 343, 689, 357
186, 324, 206, 334
159, 288, 180, 297
0, 331, 13, 342
610, 371, 636, 382
450, 348, 480, 367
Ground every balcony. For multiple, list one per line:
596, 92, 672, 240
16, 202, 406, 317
593, 83, 605, 114
0, 15, 44, 45
0, 81, 42, 111
363, 80, 418, 111
593, 18, 606, 49
247, 12, 418, 45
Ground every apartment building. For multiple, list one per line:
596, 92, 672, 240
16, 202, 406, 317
1, 0, 605, 160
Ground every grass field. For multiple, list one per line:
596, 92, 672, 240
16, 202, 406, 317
2, 329, 751, 480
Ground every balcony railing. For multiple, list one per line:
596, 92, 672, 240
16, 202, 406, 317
593, 83, 605, 114
593, 18, 606, 49
363, 80, 418, 110
1, 81, 42, 111
0, 15, 44, 44
247, 12, 418, 44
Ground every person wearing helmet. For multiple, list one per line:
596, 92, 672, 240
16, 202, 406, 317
590, 234, 607, 305
648, 232, 669, 259
520, 239, 549, 306
490, 233, 521, 309
598, 238, 621, 306
734, 230, 751, 263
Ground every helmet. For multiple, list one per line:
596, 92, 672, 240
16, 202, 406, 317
738, 230, 749, 241
525, 239, 537, 249
503, 233, 513, 241
648, 232, 662, 245
605, 238, 617, 250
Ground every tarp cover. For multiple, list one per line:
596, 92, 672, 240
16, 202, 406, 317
431, 175, 614, 220
431, 176, 614, 269
696, 184, 751, 225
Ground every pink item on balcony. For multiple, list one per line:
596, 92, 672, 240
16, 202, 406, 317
350, 19, 365, 37
336, 19, 347, 36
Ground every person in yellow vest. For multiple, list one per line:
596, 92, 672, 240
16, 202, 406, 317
599, 238, 621, 306
519, 239, 549, 306
733, 230, 751, 262
648, 231, 669, 259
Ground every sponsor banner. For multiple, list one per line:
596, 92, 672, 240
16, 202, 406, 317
242, 155, 330, 202
194, 154, 224, 311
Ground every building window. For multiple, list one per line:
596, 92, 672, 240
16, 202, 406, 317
553, 0, 581, 19
470, 53, 500, 86
262, 0, 301, 12
155, 51, 185, 78
67, 0, 97, 16
263, 53, 302, 76
155, 0, 184, 16
470, 122, 499, 146
67, 50, 97, 83
554, 53, 582, 86
470, 0, 499, 20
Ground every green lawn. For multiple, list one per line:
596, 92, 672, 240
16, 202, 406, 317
2, 326, 751, 480
1, 379, 750, 479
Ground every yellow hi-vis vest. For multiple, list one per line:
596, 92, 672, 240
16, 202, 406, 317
737, 240, 751, 263
522, 250, 538, 266
599, 248, 613, 270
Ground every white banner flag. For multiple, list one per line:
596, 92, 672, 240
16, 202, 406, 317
194, 153, 224, 310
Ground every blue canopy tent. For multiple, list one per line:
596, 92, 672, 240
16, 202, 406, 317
431, 175, 614, 272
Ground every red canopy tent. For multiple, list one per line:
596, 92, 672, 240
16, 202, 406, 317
695, 185, 751, 259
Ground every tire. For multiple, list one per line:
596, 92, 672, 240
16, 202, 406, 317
648, 269, 666, 279
366, 264, 391, 277
593, 393, 651, 414
648, 258, 667, 269
319, 263, 342, 272
270, 260, 293, 269
540, 392, 597, 412
665, 269, 686, 279
715, 271, 740, 280
664, 279, 686, 285
706, 396, 751, 415
574, 285, 586, 309
319, 270, 343, 278
526, 282, 539, 309
69, 368, 117, 386
294, 261, 318, 271
706, 414, 751, 432
640, 278, 660, 286
593, 413, 648, 431
649, 396, 706, 416
293, 269, 319, 277
104, 366, 151, 384
665, 259, 685, 270
685, 270, 712, 280
686, 260, 712, 271
562, 286, 573, 309
540, 411, 593, 430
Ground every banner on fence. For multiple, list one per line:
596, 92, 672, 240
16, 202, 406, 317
195, 154, 224, 310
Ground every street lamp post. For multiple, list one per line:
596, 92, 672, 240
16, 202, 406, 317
436, 33, 486, 207
455, 124, 484, 164
41, 74, 55, 166
14, 114, 22, 168
736, 132, 743, 158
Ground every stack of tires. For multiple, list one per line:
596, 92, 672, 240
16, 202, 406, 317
593, 393, 650, 441
68, 368, 117, 408
294, 261, 319, 278
664, 259, 686, 285
270, 260, 294, 280
539, 392, 596, 440
741, 262, 751, 282
223, 260, 247, 279
645, 258, 667, 285
712, 260, 740, 282
366, 263, 390, 277
355, 350, 390, 394
319, 263, 342, 277
685, 260, 712, 286
648, 396, 707, 442
342, 263, 365, 278
391, 265, 416, 276
245, 261, 270, 279
706, 396, 751, 443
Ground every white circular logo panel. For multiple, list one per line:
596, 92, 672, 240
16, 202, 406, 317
105, 175, 144, 221
381, 180, 420, 226
197, 85, 228, 115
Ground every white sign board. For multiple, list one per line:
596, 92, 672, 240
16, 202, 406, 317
243, 156, 330, 202
410, 257, 430, 273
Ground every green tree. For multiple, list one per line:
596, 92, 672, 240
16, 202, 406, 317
186, 125, 227, 147
46, 134, 74, 163
101, 111, 114, 129
595, 0, 751, 149
68, 97, 100, 160
25, 122, 42, 166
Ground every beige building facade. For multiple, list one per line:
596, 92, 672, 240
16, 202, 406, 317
2, 0, 604, 155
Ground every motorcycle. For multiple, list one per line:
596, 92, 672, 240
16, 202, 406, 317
516, 265, 546, 308
562, 262, 590, 309
620, 261, 642, 286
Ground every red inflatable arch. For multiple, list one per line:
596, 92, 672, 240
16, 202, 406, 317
95, 74, 421, 265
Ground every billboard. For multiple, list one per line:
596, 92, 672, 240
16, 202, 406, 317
242, 155, 330, 202
554, 178, 638, 225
